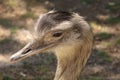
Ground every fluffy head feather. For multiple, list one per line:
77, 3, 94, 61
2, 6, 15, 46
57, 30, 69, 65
10, 10, 93, 80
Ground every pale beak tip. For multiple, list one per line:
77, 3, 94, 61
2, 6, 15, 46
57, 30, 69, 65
10, 56, 15, 62
10, 55, 18, 63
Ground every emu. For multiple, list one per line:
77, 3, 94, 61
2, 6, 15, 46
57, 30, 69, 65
10, 10, 93, 80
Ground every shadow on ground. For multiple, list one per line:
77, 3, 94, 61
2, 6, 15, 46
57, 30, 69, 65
0, 0, 120, 80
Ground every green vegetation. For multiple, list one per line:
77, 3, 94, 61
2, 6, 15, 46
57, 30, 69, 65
10, 26, 18, 34
107, 16, 120, 24
34, 76, 50, 80
37, 65, 49, 72
0, 18, 20, 32
0, 0, 119, 80
0, 38, 11, 44
0, 18, 13, 27
106, 2, 120, 24
22, 61, 31, 69
24, 0, 36, 6
0, 73, 3, 80
106, 2, 120, 13
85, 76, 104, 80
21, 77, 27, 80
95, 32, 113, 40
3, 76, 14, 80
96, 50, 112, 63
21, 12, 36, 19
115, 38, 120, 45
101, 42, 112, 47
6, 0, 18, 8
80, 0, 100, 4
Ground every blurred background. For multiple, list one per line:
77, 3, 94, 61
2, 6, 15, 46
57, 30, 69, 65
0, 0, 120, 80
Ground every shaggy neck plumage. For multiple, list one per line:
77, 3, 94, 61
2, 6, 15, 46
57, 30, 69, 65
54, 41, 92, 80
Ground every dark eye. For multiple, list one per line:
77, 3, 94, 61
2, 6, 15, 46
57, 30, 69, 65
53, 32, 62, 37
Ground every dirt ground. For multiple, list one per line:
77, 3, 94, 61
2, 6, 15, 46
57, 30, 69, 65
0, 0, 120, 80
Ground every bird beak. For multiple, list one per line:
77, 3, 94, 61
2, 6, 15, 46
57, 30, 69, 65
10, 40, 55, 63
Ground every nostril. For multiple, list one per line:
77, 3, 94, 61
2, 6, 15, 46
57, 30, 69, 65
23, 48, 31, 54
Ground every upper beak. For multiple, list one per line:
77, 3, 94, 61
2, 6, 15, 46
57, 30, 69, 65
10, 40, 55, 63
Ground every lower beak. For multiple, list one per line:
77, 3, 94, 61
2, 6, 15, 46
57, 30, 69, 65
10, 41, 54, 63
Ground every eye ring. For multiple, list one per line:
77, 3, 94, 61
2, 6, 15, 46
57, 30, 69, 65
53, 32, 63, 37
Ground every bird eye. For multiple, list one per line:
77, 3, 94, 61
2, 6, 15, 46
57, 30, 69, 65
53, 32, 63, 37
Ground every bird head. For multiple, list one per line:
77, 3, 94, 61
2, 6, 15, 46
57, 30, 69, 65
10, 10, 93, 63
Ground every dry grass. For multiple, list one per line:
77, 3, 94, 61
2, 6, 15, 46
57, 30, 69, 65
0, 0, 120, 80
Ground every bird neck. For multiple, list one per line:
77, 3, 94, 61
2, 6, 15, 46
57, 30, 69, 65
54, 43, 92, 80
